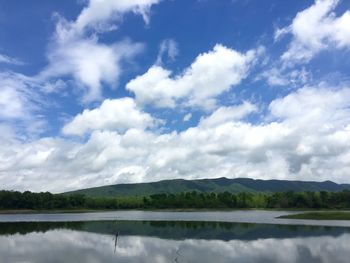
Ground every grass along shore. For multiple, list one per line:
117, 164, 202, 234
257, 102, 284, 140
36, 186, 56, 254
279, 211, 350, 220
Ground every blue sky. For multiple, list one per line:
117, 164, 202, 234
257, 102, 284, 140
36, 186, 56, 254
0, 0, 350, 192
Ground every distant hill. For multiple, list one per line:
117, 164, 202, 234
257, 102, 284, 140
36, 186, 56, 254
63, 177, 350, 198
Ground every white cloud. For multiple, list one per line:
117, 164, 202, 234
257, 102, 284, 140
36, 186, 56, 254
0, 86, 25, 119
258, 67, 312, 87
2, 230, 350, 263
0, 124, 16, 143
0, 53, 23, 65
63, 97, 156, 136
0, 0, 162, 143
2, 0, 350, 192
35, 0, 161, 102
260, 67, 289, 86
40, 33, 143, 102
269, 86, 350, 129
40, 79, 68, 94
273, 27, 290, 42
0, 73, 40, 120
277, 0, 350, 64
0, 72, 54, 138
156, 39, 179, 64
127, 44, 259, 109
199, 102, 257, 128
1, 85, 350, 192
75, 0, 161, 33
183, 113, 192, 122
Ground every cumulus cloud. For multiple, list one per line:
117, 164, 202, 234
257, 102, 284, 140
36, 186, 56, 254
268, 86, 350, 173
36, 0, 161, 102
127, 44, 260, 109
40, 34, 143, 102
1, 84, 350, 192
277, 0, 350, 64
63, 97, 156, 136
269, 86, 350, 128
2, 0, 350, 192
199, 102, 257, 128
0, 0, 162, 144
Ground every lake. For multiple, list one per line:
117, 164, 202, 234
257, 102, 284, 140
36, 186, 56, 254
2, 210, 350, 227
1, 211, 350, 262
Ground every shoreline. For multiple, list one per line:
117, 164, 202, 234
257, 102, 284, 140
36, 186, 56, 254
1, 208, 349, 215
279, 211, 350, 220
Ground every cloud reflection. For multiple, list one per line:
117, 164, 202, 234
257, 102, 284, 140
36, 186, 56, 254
0, 229, 350, 263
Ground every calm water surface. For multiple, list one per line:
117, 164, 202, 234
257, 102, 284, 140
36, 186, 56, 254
0, 220, 350, 263
1, 210, 350, 227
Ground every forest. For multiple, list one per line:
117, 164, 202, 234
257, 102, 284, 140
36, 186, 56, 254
1, 190, 350, 210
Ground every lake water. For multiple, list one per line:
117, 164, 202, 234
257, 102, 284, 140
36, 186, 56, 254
1, 211, 350, 262
1, 210, 350, 227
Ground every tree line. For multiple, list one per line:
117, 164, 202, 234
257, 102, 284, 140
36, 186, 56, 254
144, 190, 350, 209
0, 190, 139, 210
1, 190, 350, 210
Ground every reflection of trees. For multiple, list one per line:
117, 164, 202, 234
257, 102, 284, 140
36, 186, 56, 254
114, 232, 118, 254
0, 220, 348, 241
114, 220, 119, 254
0, 221, 84, 235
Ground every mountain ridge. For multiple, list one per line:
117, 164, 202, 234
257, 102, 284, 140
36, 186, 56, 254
63, 177, 350, 198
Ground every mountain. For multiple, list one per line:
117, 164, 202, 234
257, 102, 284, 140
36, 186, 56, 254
63, 177, 350, 198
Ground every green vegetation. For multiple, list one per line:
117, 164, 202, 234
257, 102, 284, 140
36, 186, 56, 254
279, 212, 350, 220
1, 189, 350, 211
0, 190, 142, 210
144, 190, 350, 209
64, 177, 350, 198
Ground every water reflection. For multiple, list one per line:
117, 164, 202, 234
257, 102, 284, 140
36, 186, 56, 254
0, 221, 349, 263
2, 210, 350, 227
0, 220, 348, 240
114, 231, 118, 254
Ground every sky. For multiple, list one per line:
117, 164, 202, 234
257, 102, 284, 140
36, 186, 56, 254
0, 0, 350, 193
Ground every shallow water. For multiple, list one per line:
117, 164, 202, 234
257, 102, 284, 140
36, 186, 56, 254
0, 220, 350, 263
1, 210, 350, 227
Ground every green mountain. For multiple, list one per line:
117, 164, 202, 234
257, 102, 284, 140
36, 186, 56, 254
63, 177, 350, 198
